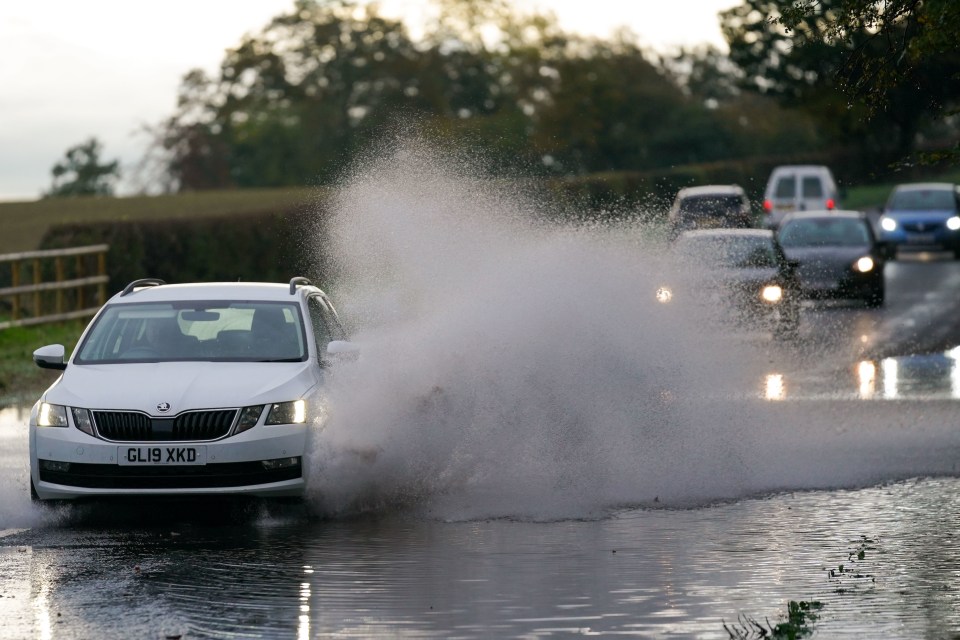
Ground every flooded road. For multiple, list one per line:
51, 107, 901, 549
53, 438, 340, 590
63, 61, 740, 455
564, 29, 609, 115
4, 255, 960, 638
2, 453, 960, 639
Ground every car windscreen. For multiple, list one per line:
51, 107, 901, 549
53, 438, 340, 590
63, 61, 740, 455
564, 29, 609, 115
888, 188, 956, 211
676, 235, 779, 268
678, 195, 744, 217
778, 218, 870, 248
74, 300, 308, 364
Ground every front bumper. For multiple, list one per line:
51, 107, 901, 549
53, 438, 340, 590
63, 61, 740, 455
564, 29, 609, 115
880, 225, 960, 252
30, 420, 309, 500
798, 272, 881, 299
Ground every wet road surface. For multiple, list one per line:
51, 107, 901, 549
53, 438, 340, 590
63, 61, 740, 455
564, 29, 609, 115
3, 253, 960, 638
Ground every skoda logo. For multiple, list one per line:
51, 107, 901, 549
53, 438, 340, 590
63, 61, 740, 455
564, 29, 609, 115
157, 402, 171, 413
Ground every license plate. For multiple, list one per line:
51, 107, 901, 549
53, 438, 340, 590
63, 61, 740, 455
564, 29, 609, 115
118, 446, 207, 466
906, 233, 935, 244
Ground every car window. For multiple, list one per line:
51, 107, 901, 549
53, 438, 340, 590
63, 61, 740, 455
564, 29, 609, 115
801, 176, 824, 198
888, 188, 957, 211
678, 195, 744, 216
778, 219, 870, 248
308, 296, 346, 356
75, 301, 308, 363
774, 176, 796, 198
676, 235, 778, 268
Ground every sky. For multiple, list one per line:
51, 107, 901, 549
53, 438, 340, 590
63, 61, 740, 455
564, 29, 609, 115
0, 0, 738, 202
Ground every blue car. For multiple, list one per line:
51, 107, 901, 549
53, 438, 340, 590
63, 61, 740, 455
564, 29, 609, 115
878, 182, 960, 258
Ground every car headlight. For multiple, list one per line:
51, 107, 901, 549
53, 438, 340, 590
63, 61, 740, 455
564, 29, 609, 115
947, 216, 960, 231
38, 402, 68, 427
880, 216, 897, 232
656, 286, 673, 304
761, 285, 783, 303
853, 256, 875, 273
265, 400, 306, 425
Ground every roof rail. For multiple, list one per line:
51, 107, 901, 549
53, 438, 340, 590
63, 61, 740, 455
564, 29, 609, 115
121, 278, 167, 296
289, 277, 312, 295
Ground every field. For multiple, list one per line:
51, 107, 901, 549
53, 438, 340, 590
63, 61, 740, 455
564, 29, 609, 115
0, 187, 320, 255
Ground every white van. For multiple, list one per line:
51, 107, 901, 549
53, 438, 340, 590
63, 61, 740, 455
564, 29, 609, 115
762, 165, 840, 229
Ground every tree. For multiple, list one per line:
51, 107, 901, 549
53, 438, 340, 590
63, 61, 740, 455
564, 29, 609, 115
46, 137, 121, 197
721, 0, 960, 169
150, 0, 783, 191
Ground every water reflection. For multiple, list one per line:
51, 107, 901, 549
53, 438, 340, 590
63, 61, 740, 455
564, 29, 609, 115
762, 347, 960, 400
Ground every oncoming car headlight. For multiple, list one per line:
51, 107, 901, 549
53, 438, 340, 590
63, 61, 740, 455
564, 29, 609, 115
265, 400, 306, 425
655, 286, 673, 304
853, 256, 875, 273
761, 285, 783, 303
880, 217, 897, 232
947, 216, 960, 231
38, 403, 68, 427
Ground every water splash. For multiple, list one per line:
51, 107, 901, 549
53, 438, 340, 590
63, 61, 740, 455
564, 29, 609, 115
303, 136, 777, 520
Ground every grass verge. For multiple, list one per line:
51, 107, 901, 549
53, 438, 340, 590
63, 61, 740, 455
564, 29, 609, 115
0, 320, 87, 403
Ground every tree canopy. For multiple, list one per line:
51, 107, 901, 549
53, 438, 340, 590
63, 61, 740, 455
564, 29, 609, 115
46, 137, 121, 198
151, 0, 753, 191
720, 0, 960, 166
141, 0, 959, 194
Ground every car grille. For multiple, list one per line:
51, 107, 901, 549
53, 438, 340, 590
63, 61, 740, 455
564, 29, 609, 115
902, 221, 942, 233
38, 459, 302, 489
93, 410, 237, 442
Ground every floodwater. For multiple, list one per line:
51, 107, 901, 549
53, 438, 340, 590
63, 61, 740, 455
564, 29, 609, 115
3, 139, 960, 638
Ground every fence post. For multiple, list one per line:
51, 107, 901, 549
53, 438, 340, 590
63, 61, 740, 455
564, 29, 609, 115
32, 258, 41, 318
76, 254, 85, 310
97, 251, 107, 306
10, 262, 19, 320
55, 256, 65, 314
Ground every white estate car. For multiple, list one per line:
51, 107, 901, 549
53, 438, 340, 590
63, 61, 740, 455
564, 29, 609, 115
29, 277, 352, 502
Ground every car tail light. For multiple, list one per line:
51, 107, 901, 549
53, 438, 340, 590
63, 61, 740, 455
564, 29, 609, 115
763, 200, 772, 213
826, 198, 835, 210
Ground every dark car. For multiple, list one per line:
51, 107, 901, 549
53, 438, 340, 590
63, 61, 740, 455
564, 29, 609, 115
877, 182, 960, 258
657, 229, 801, 337
668, 185, 754, 236
776, 210, 886, 307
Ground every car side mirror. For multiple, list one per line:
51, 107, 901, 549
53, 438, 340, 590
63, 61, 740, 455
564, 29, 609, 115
34, 344, 67, 370
323, 340, 360, 365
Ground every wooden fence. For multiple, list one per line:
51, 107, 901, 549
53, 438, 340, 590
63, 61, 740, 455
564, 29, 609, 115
0, 244, 109, 330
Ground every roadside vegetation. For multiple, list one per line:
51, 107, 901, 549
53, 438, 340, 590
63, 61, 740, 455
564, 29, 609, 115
723, 535, 879, 639
0, 319, 86, 402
